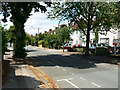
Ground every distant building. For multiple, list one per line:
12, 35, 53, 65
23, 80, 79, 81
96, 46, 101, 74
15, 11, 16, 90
44, 29, 57, 34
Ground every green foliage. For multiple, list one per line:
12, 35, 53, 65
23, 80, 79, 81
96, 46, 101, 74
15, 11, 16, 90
33, 35, 39, 46
44, 33, 57, 48
26, 33, 31, 41
0, 23, 7, 58
56, 26, 71, 43
5, 25, 16, 43
38, 40, 44, 45
56, 25, 71, 51
25, 33, 31, 45
96, 47, 109, 55
31, 38, 35, 46
44, 41, 49, 48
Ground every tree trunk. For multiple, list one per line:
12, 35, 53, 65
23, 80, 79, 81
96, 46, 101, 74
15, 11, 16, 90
85, 30, 90, 55
63, 39, 64, 52
13, 24, 27, 58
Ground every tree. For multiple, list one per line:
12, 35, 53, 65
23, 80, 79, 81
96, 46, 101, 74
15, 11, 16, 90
25, 33, 32, 45
0, 23, 7, 60
47, 2, 118, 55
56, 25, 71, 52
112, 2, 120, 29
93, 28, 100, 43
6, 25, 16, 46
2, 2, 51, 58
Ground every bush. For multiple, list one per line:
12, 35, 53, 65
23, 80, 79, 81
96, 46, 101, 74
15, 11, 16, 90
31, 39, 34, 46
44, 41, 49, 48
96, 47, 109, 55
38, 40, 44, 45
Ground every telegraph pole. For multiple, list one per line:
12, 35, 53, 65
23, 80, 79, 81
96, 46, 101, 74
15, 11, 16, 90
38, 28, 39, 47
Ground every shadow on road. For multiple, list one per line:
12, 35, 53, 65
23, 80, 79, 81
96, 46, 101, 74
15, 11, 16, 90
13, 54, 98, 69
26, 50, 37, 52
10, 50, 119, 70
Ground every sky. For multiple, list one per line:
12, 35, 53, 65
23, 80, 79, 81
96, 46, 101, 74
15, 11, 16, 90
0, 2, 68, 35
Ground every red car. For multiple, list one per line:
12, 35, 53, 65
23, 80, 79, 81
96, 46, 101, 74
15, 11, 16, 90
72, 44, 82, 48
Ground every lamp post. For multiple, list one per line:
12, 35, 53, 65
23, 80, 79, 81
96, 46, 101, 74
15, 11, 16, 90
38, 28, 39, 47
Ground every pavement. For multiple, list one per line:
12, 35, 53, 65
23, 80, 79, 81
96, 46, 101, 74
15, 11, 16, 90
2, 46, 119, 89
2, 46, 19, 88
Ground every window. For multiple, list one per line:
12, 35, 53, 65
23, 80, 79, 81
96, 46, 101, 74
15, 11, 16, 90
76, 40, 78, 44
100, 38, 109, 44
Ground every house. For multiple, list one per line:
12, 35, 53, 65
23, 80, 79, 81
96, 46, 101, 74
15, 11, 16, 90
98, 28, 120, 47
71, 24, 120, 47
45, 25, 120, 47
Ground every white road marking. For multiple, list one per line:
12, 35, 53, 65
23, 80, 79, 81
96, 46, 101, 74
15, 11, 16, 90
62, 69, 66, 71
91, 82, 101, 87
80, 77, 85, 80
65, 79, 79, 88
57, 78, 73, 82
57, 78, 79, 88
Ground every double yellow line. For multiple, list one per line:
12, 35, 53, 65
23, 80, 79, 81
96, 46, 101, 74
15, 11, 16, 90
28, 65, 61, 89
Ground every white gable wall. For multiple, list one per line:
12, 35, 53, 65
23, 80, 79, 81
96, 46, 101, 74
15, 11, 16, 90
70, 28, 119, 47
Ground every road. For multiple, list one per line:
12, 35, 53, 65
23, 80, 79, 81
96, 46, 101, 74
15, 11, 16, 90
26, 46, 118, 88
3, 46, 118, 89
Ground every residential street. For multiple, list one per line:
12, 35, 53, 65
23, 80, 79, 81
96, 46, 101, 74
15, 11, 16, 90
1, 2, 120, 90
3, 46, 118, 89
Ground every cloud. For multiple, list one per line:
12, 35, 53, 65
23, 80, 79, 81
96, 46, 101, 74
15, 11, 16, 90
24, 10, 60, 35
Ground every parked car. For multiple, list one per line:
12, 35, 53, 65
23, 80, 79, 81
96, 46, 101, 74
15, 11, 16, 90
59, 43, 72, 49
72, 44, 82, 48
90, 43, 111, 54
100, 43, 111, 47
90, 43, 110, 49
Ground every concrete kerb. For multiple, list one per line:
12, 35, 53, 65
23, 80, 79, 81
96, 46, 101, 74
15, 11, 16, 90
32, 46, 67, 52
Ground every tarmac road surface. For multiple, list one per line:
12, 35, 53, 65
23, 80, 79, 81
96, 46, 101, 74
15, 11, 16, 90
2, 46, 118, 89
26, 46, 118, 89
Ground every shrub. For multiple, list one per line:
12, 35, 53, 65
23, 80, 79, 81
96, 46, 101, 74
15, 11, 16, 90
96, 47, 109, 55
38, 40, 44, 45
44, 41, 49, 48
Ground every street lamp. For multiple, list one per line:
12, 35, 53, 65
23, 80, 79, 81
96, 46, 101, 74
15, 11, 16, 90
38, 28, 39, 47
26, 25, 40, 47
